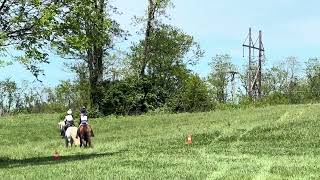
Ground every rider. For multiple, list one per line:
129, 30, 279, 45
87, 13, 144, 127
61, 109, 74, 137
76, 107, 94, 138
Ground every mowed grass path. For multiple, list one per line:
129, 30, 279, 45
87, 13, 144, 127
1, 104, 320, 179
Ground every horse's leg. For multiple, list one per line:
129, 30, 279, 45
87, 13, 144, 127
80, 137, 83, 147
81, 137, 86, 148
83, 134, 87, 148
88, 137, 92, 148
82, 139, 85, 148
65, 138, 68, 147
70, 137, 73, 147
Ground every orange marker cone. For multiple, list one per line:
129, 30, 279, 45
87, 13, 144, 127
186, 134, 192, 145
53, 150, 60, 160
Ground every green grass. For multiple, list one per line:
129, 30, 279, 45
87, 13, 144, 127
1, 104, 320, 179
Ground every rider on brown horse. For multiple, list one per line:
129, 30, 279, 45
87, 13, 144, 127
76, 107, 94, 138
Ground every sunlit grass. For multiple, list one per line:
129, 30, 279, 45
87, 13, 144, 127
0, 104, 320, 179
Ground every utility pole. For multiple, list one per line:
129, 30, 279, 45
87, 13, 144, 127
258, 30, 263, 98
243, 28, 265, 99
248, 28, 252, 97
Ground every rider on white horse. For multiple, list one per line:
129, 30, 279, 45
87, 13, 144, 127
61, 109, 74, 137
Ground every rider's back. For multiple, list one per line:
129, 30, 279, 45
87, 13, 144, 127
65, 114, 74, 126
80, 114, 88, 125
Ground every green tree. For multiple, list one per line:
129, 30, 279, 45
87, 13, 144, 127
0, 0, 57, 78
139, 0, 173, 76
263, 65, 288, 95
51, 0, 124, 109
128, 25, 203, 112
127, 0, 203, 113
167, 74, 213, 112
208, 54, 234, 103
305, 58, 320, 101
55, 80, 76, 108
2, 78, 17, 111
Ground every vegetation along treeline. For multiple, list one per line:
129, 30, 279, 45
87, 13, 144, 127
0, 0, 319, 116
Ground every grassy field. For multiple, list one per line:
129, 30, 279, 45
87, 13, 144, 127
1, 104, 320, 179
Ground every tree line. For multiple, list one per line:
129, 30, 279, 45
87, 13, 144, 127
0, 0, 319, 116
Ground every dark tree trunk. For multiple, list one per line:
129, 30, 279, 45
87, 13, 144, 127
140, 0, 156, 76
87, 0, 105, 109
88, 46, 103, 108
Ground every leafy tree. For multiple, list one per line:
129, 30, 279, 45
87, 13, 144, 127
100, 78, 145, 115
167, 74, 214, 112
0, 81, 5, 110
51, 0, 124, 109
139, 0, 173, 76
0, 0, 57, 78
128, 25, 203, 112
305, 58, 320, 101
127, 0, 203, 113
14, 87, 23, 110
208, 54, 234, 103
55, 80, 77, 108
2, 78, 17, 111
263, 65, 288, 95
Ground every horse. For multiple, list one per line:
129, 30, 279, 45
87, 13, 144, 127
65, 127, 80, 147
58, 121, 65, 136
78, 124, 93, 148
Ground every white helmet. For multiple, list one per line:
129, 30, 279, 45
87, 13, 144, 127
67, 109, 72, 115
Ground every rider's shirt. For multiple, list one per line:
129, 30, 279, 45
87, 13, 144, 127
64, 115, 74, 126
80, 115, 88, 125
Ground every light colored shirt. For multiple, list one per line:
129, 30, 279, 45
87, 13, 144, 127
80, 115, 88, 124
64, 115, 74, 122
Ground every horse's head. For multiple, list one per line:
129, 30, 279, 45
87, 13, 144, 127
58, 121, 65, 130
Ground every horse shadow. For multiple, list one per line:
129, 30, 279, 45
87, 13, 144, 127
0, 149, 128, 169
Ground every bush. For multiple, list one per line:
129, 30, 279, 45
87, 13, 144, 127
166, 74, 215, 112
100, 78, 146, 116
87, 108, 104, 118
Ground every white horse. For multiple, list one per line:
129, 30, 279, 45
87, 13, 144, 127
65, 127, 80, 147
58, 121, 80, 147
58, 121, 65, 138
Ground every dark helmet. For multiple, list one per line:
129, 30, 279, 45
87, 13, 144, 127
80, 106, 87, 114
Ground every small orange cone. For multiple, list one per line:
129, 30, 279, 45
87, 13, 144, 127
53, 150, 60, 160
186, 134, 192, 145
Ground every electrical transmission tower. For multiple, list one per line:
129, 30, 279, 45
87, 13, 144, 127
242, 28, 265, 98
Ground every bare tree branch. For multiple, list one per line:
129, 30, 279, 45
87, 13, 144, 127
0, 0, 7, 12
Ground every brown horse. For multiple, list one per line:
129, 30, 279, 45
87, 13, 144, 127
78, 125, 93, 148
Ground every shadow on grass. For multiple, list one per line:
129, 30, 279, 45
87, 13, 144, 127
0, 149, 128, 169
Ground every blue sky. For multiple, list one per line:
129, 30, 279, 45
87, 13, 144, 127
1, 0, 320, 86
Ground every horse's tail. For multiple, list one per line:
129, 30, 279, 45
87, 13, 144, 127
69, 127, 80, 146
